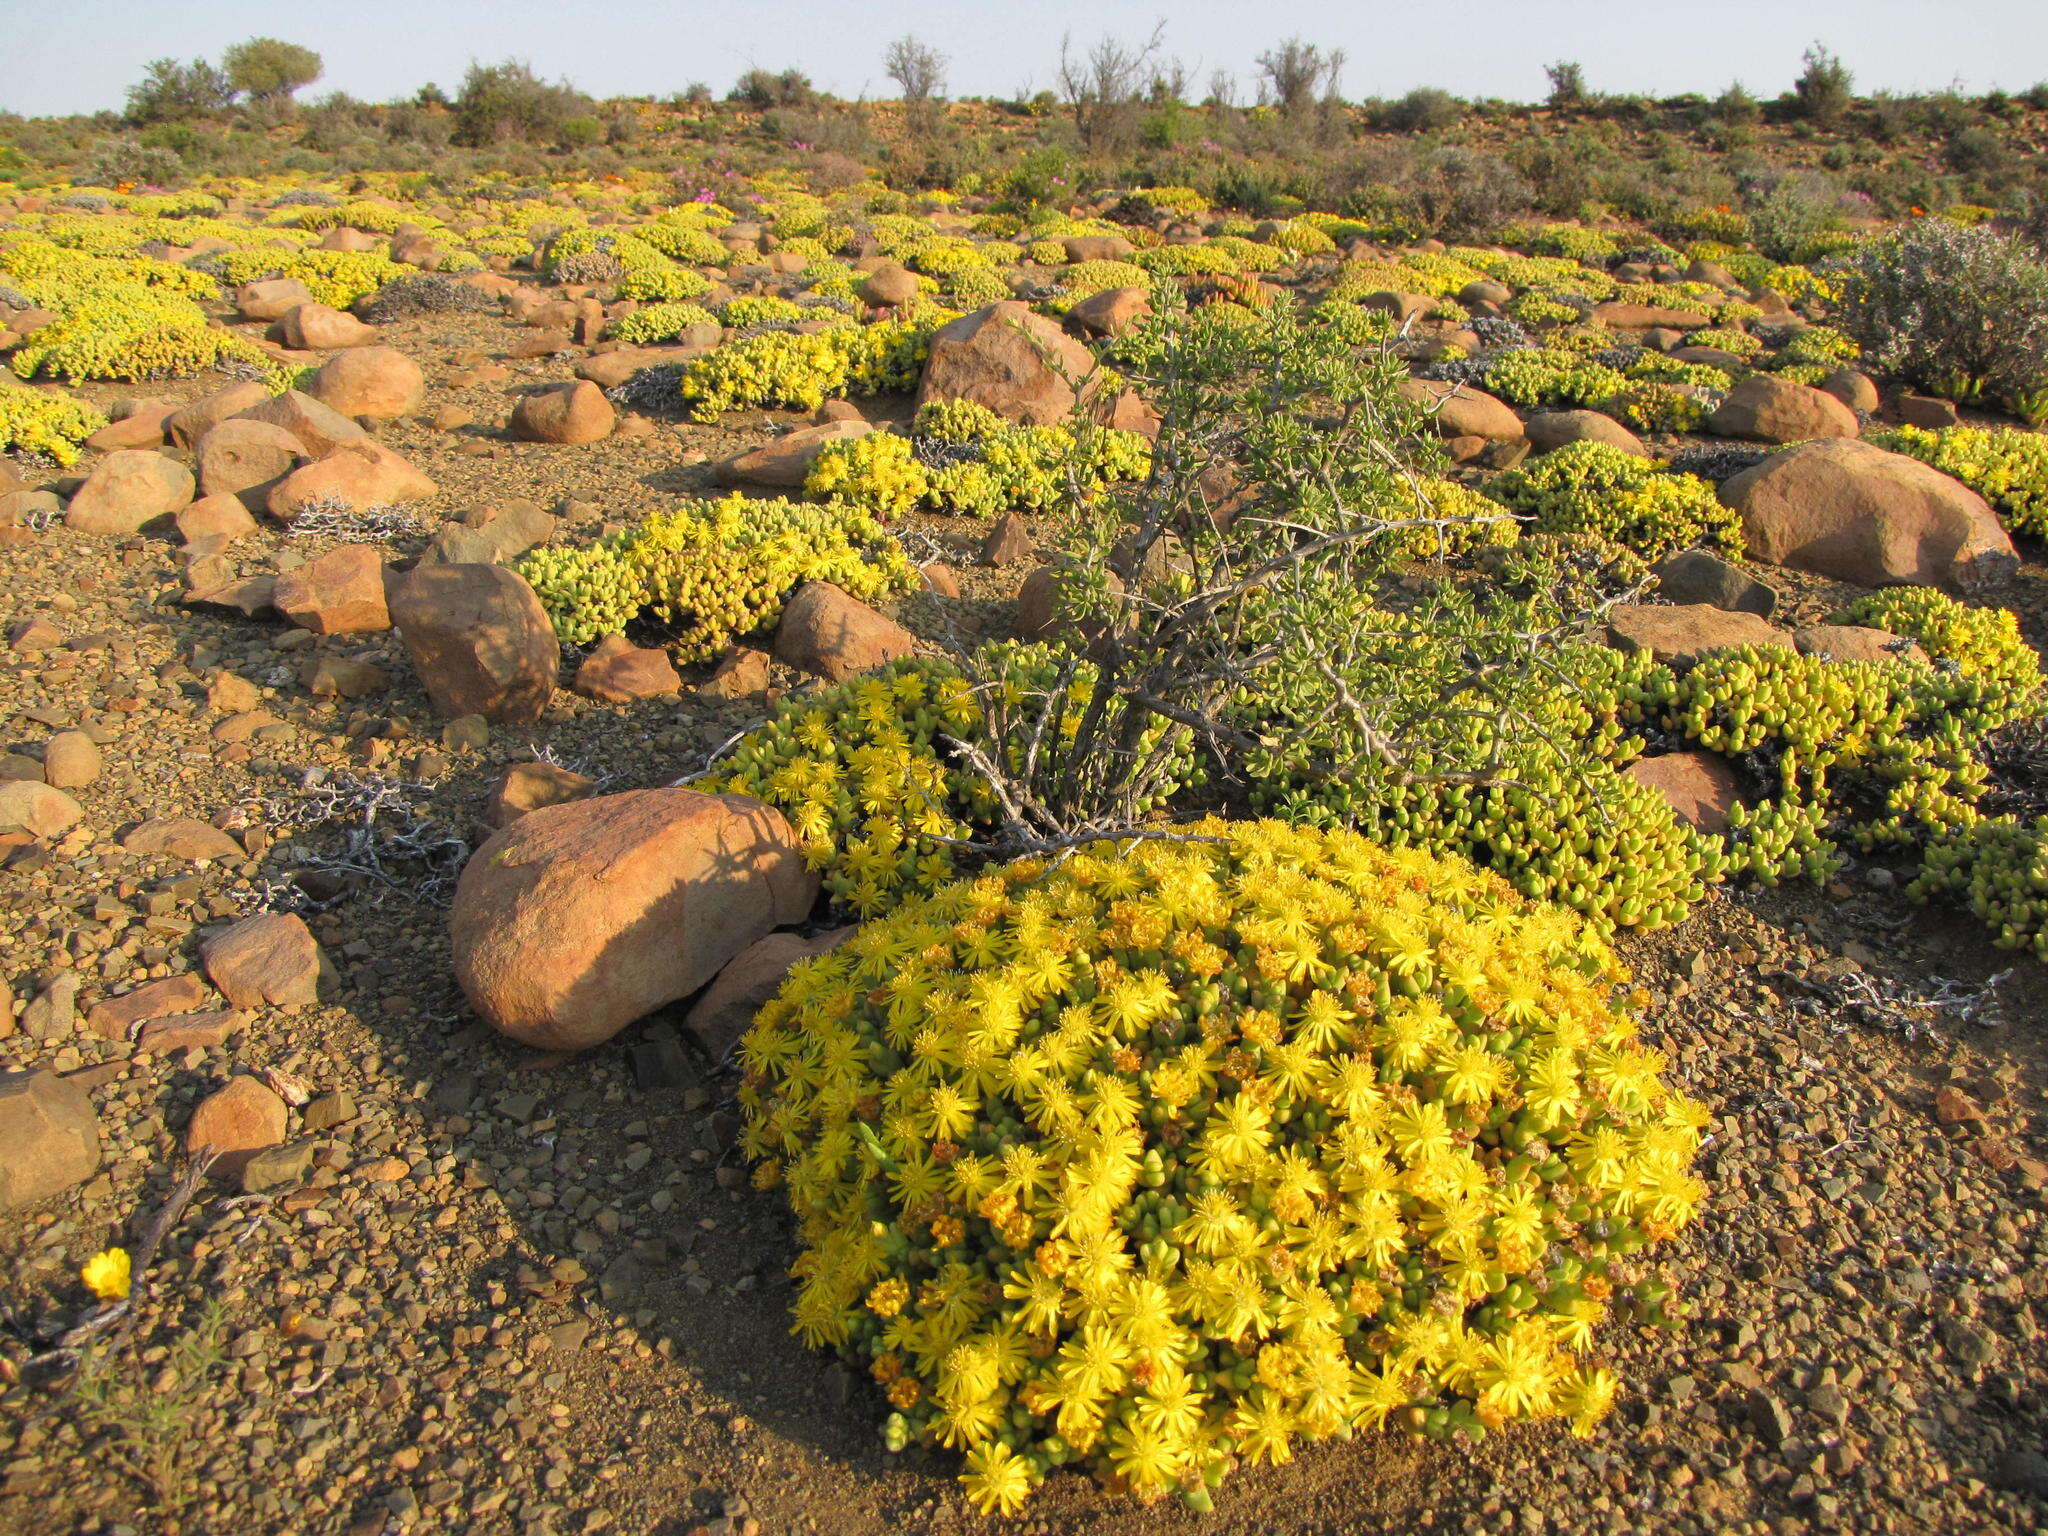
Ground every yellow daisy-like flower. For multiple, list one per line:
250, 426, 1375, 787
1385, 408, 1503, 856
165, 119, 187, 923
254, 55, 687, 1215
81, 1247, 132, 1302
961, 1441, 1035, 1516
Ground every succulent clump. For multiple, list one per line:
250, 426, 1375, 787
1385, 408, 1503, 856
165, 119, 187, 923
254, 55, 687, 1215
802, 400, 1152, 520
515, 495, 916, 660
1485, 440, 1744, 558
740, 821, 1704, 1514
676, 316, 942, 420
0, 388, 108, 466
702, 648, 1197, 915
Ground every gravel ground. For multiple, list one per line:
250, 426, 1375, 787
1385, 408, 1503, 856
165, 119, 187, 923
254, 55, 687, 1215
3, 319, 2047, 1536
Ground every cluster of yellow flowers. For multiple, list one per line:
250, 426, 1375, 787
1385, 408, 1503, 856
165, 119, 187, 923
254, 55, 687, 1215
0, 387, 108, 466
741, 822, 1704, 1513
802, 401, 1153, 521
702, 648, 1196, 915
516, 495, 917, 661
678, 317, 942, 421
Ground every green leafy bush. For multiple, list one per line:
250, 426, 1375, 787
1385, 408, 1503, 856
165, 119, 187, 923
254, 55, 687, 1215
606, 301, 718, 344
1481, 350, 1628, 409
1831, 220, 2048, 413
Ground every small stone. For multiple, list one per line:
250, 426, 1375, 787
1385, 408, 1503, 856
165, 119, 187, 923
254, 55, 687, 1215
241, 1140, 315, 1194
185, 1076, 289, 1179
41, 730, 103, 789
1749, 1390, 1794, 1447
0, 1070, 102, 1211
442, 715, 491, 753
135, 1010, 242, 1054
978, 512, 1034, 567
301, 657, 392, 699
704, 648, 772, 698
121, 816, 245, 862
85, 973, 213, 1040
484, 761, 598, 828
0, 780, 84, 839
573, 635, 681, 702
19, 973, 82, 1040
201, 913, 325, 1012
302, 1089, 357, 1133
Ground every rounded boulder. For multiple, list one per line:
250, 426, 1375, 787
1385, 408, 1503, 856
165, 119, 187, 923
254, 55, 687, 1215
450, 788, 818, 1051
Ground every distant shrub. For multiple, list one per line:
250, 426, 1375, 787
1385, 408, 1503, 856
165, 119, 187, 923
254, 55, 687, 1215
1740, 170, 1845, 264
222, 37, 323, 104
1832, 220, 2048, 410
1383, 87, 1464, 133
1712, 81, 1761, 125
124, 57, 232, 126
1401, 146, 1532, 240
1789, 43, 1854, 127
452, 60, 592, 146
355, 273, 499, 323
1545, 60, 1588, 109
731, 68, 816, 109
84, 136, 187, 189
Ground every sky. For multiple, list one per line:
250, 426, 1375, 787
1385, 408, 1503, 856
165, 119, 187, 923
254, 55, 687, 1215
4, 0, 2046, 119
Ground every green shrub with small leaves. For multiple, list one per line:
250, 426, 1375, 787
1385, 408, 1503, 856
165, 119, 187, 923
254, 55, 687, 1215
1507, 294, 1584, 329
1531, 225, 1620, 264
677, 318, 942, 421
607, 301, 719, 344
1625, 356, 1738, 388
1910, 816, 2048, 960
1602, 382, 1711, 434
1681, 327, 1762, 359
720, 294, 810, 327
701, 645, 1194, 915
1132, 244, 1242, 278
1243, 582, 1721, 932
1833, 587, 2045, 730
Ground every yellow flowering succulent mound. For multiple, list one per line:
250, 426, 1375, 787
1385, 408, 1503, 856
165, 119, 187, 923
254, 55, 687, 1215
515, 494, 917, 663
740, 822, 1705, 1514
701, 647, 1196, 916
801, 400, 1154, 520
10, 283, 267, 383
677, 317, 941, 422
0, 388, 108, 466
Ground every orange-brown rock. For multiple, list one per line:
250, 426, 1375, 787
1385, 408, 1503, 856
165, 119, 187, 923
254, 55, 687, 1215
449, 789, 818, 1051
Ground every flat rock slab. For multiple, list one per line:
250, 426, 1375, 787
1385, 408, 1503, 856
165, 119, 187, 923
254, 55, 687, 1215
1605, 604, 1793, 667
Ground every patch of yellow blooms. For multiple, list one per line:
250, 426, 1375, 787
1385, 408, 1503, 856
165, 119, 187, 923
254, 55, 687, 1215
740, 821, 1705, 1513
